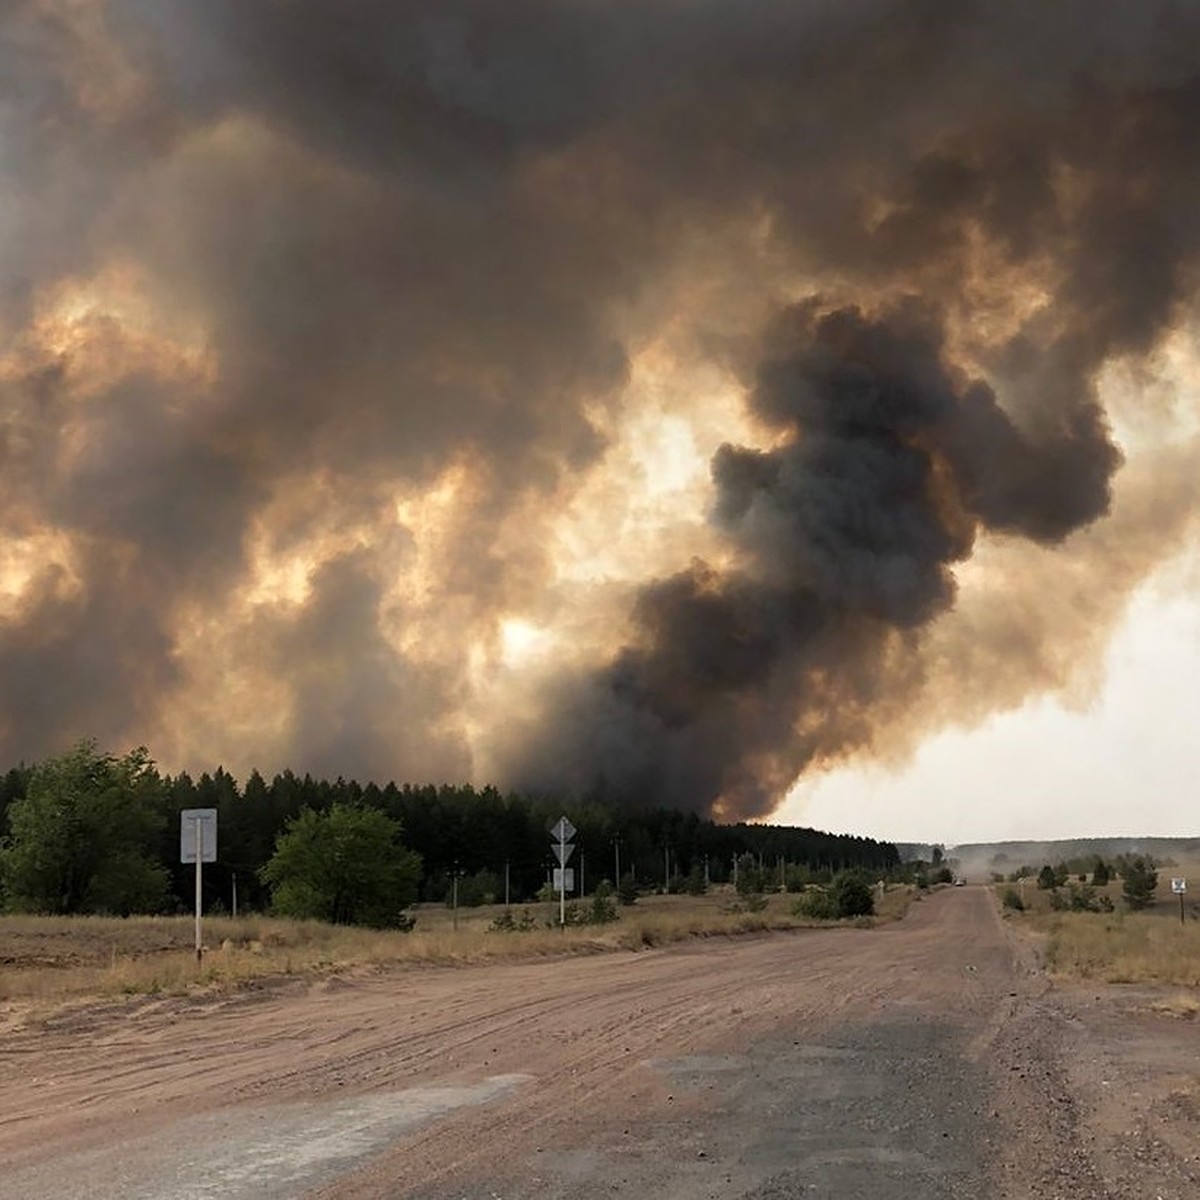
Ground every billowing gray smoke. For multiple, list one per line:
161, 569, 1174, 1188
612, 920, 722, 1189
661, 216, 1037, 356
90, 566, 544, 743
507, 301, 1122, 813
1, 2, 1199, 815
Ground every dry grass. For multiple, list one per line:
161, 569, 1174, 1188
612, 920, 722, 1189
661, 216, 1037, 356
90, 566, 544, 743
1033, 912, 1200, 986
0, 885, 915, 1011
996, 872, 1200, 987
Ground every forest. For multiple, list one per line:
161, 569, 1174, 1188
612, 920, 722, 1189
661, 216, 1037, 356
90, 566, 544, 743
0, 742, 900, 919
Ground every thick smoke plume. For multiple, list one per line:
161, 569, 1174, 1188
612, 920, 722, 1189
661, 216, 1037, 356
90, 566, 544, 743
1, 2, 1199, 817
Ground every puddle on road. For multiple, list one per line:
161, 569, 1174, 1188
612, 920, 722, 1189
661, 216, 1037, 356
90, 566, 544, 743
3, 1074, 530, 1200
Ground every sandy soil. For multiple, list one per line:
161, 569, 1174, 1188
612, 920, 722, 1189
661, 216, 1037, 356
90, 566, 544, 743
1, 888, 1197, 1198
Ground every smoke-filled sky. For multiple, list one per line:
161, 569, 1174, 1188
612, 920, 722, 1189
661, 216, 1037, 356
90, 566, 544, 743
2, 1, 1199, 838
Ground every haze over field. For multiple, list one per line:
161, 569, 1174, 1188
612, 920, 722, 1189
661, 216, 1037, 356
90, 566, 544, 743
1, 2, 1198, 835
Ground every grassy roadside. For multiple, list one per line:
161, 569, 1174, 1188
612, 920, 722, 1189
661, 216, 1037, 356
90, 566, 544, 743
0, 885, 915, 1010
1023, 911, 1200, 987
994, 876, 1200, 988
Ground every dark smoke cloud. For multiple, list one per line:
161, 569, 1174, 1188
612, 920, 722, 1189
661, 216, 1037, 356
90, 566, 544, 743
507, 301, 1122, 814
1, 2, 1198, 813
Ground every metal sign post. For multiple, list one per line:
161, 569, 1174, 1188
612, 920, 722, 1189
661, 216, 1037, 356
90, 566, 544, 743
1173, 877, 1187, 925
551, 816, 576, 927
180, 809, 217, 963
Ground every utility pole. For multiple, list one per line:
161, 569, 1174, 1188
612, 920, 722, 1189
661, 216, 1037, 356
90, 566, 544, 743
613, 835, 621, 888
664, 844, 670, 895
452, 862, 459, 932
505, 859, 510, 907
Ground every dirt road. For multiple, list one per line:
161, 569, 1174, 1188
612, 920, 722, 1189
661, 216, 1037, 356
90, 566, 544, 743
1, 888, 1198, 1198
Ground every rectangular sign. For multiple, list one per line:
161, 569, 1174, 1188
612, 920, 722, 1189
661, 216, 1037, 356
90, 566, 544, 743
180, 809, 218, 863
1172, 877, 1187, 894
553, 868, 575, 893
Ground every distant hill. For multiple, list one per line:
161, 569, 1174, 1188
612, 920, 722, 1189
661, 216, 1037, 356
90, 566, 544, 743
949, 837, 1200, 880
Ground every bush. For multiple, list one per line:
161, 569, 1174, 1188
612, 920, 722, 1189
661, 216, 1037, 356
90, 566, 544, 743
589, 881, 619, 924
617, 873, 640, 906
1037, 865, 1057, 890
833, 871, 875, 917
784, 865, 810, 893
1001, 888, 1025, 912
489, 907, 537, 933
794, 889, 839, 920
1066, 883, 1112, 913
683, 866, 708, 896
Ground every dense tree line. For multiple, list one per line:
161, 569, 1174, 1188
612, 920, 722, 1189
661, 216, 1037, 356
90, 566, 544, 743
0, 742, 899, 920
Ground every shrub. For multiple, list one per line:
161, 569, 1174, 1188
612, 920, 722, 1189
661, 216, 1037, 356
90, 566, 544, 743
1001, 888, 1025, 912
1066, 883, 1112, 913
489, 907, 537, 932
589, 881, 619, 924
794, 889, 839, 920
617, 873, 640, 906
832, 871, 875, 917
784, 865, 810, 893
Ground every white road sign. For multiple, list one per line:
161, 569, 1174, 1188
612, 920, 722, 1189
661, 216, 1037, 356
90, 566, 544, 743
1172, 877, 1187, 894
551, 816, 576, 843
180, 809, 217, 863
553, 868, 575, 893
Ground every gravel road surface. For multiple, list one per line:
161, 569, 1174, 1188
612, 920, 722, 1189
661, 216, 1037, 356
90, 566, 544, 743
2, 888, 1197, 1198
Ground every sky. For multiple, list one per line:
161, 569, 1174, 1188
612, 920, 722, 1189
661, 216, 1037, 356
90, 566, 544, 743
1, 2, 1199, 843
782, 553, 1200, 844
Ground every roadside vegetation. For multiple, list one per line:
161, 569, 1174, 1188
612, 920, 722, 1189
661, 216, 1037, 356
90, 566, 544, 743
0, 884, 917, 1015
0, 740, 928, 1016
995, 853, 1200, 987
0, 741, 899, 925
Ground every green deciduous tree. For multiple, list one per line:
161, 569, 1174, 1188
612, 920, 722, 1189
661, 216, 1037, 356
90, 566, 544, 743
260, 804, 421, 927
0, 741, 168, 915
